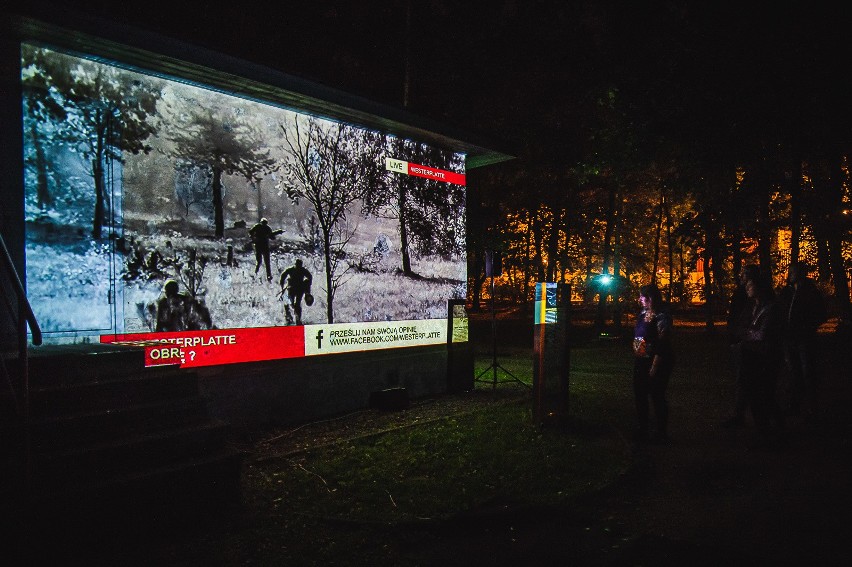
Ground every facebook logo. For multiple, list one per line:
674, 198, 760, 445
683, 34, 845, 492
315, 329, 324, 349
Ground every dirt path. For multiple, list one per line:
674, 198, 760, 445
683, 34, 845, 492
414, 330, 852, 565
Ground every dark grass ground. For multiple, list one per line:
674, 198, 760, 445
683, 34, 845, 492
13, 308, 852, 565
438, 315, 852, 566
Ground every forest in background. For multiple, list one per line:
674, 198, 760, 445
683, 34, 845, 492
17, 2, 852, 337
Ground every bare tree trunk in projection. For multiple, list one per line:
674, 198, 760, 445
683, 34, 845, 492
254, 179, 264, 222
212, 167, 224, 238
322, 230, 335, 324
30, 123, 52, 209
93, 157, 105, 239
398, 181, 412, 276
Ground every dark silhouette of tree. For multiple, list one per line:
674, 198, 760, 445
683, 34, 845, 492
167, 105, 276, 238
362, 137, 465, 277
21, 45, 71, 211
807, 153, 852, 323
21, 44, 162, 237
173, 160, 213, 218
278, 116, 382, 323
463, 164, 512, 311
570, 85, 649, 333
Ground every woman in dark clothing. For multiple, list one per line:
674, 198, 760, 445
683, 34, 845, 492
735, 273, 787, 449
632, 283, 675, 444
723, 264, 762, 428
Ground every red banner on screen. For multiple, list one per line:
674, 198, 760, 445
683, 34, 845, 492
407, 162, 466, 185
101, 326, 305, 368
386, 157, 465, 186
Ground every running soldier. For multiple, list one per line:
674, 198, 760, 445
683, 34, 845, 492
279, 259, 313, 325
249, 218, 283, 282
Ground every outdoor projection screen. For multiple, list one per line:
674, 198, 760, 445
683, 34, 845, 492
21, 42, 468, 367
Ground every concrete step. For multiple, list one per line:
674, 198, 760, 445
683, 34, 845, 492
29, 395, 210, 451
26, 343, 148, 385
6, 447, 246, 535
1, 342, 245, 529
34, 420, 234, 487
29, 368, 200, 418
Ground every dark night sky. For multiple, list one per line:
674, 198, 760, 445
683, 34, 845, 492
13, 1, 852, 165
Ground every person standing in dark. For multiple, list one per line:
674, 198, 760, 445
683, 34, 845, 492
631, 283, 675, 444
779, 262, 827, 418
723, 264, 761, 428
279, 258, 313, 326
735, 272, 786, 450
249, 218, 283, 282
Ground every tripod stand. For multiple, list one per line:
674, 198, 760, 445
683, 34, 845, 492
475, 272, 530, 390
